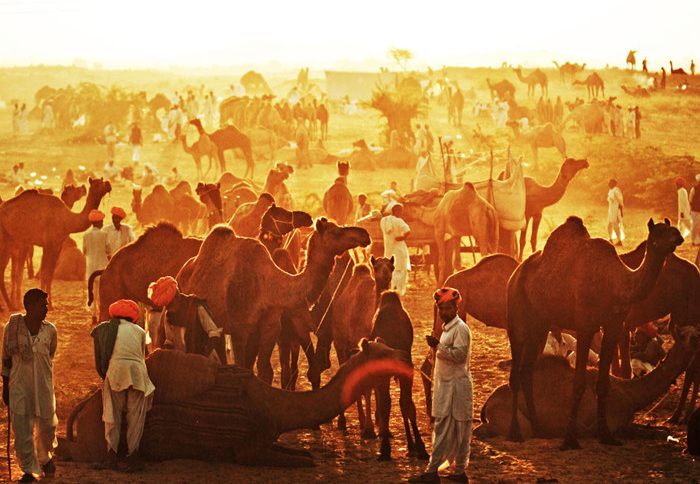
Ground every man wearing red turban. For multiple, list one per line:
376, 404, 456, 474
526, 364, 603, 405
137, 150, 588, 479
91, 300, 153, 471
103, 207, 135, 259
83, 210, 109, 325
410, 287, 472, 484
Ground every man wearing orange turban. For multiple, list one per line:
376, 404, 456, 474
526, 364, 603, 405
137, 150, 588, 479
147, 277, 224, 362
103, 207, 135, 259
83, 210, 109, 325
410, 287, 472, 484
92, 299, 153, 471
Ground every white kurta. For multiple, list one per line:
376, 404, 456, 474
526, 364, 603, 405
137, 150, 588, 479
103, 223, 136, 258
83, 227, 109, 279
678, 187, 692, 233
381, 215, 411, 295
607, 187, 624, 223
432, 316, 472, 420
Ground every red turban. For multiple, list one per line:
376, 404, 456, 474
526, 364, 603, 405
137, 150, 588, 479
675, 177, 687, 189
148, 276, 179, 307
636, 321, 658, 339
88, 209, 105, 222
111, 206, 127, 219
109, 299, 140, 322
434, 287, 461, 305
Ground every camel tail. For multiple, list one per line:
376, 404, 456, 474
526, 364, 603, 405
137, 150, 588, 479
87, 270, 103, 306
66, 390, 98, 441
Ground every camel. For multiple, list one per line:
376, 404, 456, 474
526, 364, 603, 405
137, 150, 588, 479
348, 140, 376, 171
196, 182, 224, 229
421, 254, 519, 417
627, 50, 637, 70
0, 177, 112, 309
317, 103, 329, 140
519, 158, 589, 259
670, 61, 687, 75
169, 181, 208, 234
370, 290, 429, 461
506, 122, 567, 171
322, 177, 353, 225
621, 85, 651, 98
552, 61, 586, 84
131, 185, 175, 228
57, 341, 413, 467
245, 126, 281, 161
403, 183, 499, 283
477, 326, 699, 439
513, 68, 548, 98
90, 222, 202, 321
190, 118, 255, 179
180, 134, 218, 180
563, 102, 606, 134
485, 78, 515, 101
230, 193, 276, 237
176, 219, 370, 374
507, 216, 683, 449
60, 184, 87, 208
51, 237, 85, 281
573, 72, 605, 100
262, 163, 294, 210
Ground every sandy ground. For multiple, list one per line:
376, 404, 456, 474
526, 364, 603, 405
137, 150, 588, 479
0, 197, 698, 484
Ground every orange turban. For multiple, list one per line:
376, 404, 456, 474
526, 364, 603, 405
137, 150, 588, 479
434, 287, 461, 306
88, 209, 105, 222
111, 206, 127, 219
675, 177, 687, 189
109, 299, 140, 322
148, 276, 179, 307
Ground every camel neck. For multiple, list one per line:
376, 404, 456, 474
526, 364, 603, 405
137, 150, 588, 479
276, 233, 334, 308
623, 343, 694, 412
69, 188, 104, 233
538, 167, 573, 207
627, 243, 667, 304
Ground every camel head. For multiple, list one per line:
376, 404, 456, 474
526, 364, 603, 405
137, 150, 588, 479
671, 325, 700, 354
371, 256, 394, 290
337, 161, 350, 177
188, 118, 203, 130
60, 184, 87, 208
311, 217, 370, 257
196, 182, 223, 216
561, 158, 589, 182
87, 177, 112, 199
261, 205, 313, 237
646, 218, 683, 255
340, 338, 413, 408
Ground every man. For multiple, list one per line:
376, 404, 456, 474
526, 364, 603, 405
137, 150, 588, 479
414, 124, 427, 155
410, 288, 472, 484
104, 120, 117, 162
690, 174, 700, 246
130, 122, 142, 163
355, 193, 371, 222
103, 160, 123, 181
676, 177, 692, 236
380, 202, 411, 296
92, 300, 154, 471
2, 289, 57, 482
630, 322, 665, 377
607, 179, 624, 246
103, 206, 136, 259
424, 125, 435, 153
83, 210, 110, 325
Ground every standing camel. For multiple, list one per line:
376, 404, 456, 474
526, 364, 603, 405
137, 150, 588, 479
507, 216, 683, 449
626, 50, 637, 70
485, 78, 515, 101
573, 73, 605, 100
180, 134, 217, 179
177, 218, 370, 374
506, 122, 567, 172
519, 158, 589, 259
0, 178, 111, 309
189, 118, 255, 179
371, 290, 429, 461
513, 68, 548, 98
322, 177, 354, 225
552, 61, 586, 84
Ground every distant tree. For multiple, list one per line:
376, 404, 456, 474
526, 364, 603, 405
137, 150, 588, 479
388, 48, 414, 72
371, 81, 425, 147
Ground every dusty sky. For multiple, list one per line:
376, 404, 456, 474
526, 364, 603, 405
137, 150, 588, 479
1, 0, 699, 70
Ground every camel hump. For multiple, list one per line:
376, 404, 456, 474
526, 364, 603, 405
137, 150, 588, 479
378, 290, 402, 308
352, 264, 372, 277
146, 349, 217, 404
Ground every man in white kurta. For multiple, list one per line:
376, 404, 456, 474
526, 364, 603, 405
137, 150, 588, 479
103, 207, 136, 259
83, 210, 110, 325
380, 203, 411, 296
410, 288, 472, 484
1, 289, 57, 481
689, 174, 700, 246
101, 300, 154, 469
676, 177, 692, 236
607, 179, 624, 245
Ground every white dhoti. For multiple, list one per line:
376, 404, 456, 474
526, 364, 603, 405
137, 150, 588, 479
132, 145, 141, 162
392, 269, 408, 296
381, 214, 411, 296
425, 416, 472, 475
102, 381, 153, 455
11, 412, 57, 475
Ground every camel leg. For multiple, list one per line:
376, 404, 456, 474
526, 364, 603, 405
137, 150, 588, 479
399, 374, 429, 460
420, 354, 433, 421
255, 316, 281, 385
235, 444, 314, 468
26, 246, 34, 279
683, 359, 700, 424
279, 315, 294, 390
668, 362, 695, 424
561, 329, 595, 450
519, 218, 530, 261
39, 244, 61, 308
595, 325, 624, 446
358, 389, 376, 439
617, 328, 632, 378
336, 349, 349, 431
376, 381, 392, 461
508, 337, 525, 442
529, 213, 542, 255
0, 244, 13, 310
217, 149, 226, 174
520, 329, 548, 438
686, 376, 700, 424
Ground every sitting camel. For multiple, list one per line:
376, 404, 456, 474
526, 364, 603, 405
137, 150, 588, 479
478, 327, 699, 439
263, 163, 294, 210
180, 133, 218, 179
230, 193, 275, 237
563, 102, 606, 134
506, 121, 566, 172
403, 183, 499, 283
519, 158, 589, 259
196, 182, 224, 229
322, 176, 353, 225
370, 290, 429, 461
507, 217, 683, 449
190, 118, 255, 179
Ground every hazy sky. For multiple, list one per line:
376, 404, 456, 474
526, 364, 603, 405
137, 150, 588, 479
1, 0, 699, 69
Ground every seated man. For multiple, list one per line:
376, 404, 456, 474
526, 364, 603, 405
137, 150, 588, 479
630, 322, 665, 377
